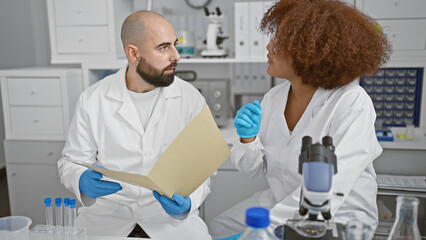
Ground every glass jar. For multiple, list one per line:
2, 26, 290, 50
387, 196, 421, 240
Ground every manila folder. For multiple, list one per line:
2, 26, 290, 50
71, 105, 231, 199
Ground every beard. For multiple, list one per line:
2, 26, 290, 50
136, 56, 177, 87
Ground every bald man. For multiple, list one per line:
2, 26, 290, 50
58, 11, 212, 239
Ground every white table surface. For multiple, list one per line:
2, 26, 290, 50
88, 235, 148, 240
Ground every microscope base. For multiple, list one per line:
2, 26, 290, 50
274, 220, 345, 239
201, 49, 228, 58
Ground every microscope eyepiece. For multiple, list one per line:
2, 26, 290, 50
204, 7, 210, 16
216, 7, 222, 16
322, 136, 335, 152
301, 136, 312, 152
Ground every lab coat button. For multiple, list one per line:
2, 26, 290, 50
282, 170, 288, 176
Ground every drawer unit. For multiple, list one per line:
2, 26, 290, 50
4, 140, 64, 164
6, 77, 62, 106
360, 67, 423, 127
0, 68, 82, 140
53, 0, 108, 26
356, 0, 426, 57
10, 107, 64, 135
358, 0, 426, 19
56, 26, 109, 54
47, 0, 133, 63
377, 19, 426, 51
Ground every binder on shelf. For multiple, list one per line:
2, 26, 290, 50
263, 1, 274, 57
234, 2, 250, 59
242, 63, 252, 93
258, 63, 271, 92
249, 1, 265, 59
250, 63, 262, 93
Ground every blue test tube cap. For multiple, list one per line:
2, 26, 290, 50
70, 199, 76, 209
64, 198, 70, 207
55, 197, 62, 207
44, 197, 51, 207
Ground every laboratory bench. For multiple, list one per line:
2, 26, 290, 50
216, 121, 426, 238
88, 236, 146, 240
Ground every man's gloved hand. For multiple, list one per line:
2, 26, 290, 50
79, 166, 122, 199
153, 191, 191, 215
234, 100, 262, 138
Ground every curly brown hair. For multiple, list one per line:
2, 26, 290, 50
261, 0, 391, 89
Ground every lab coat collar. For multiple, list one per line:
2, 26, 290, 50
311, 87, 332, 109
270, 86, 332, 142
105, 67, 182, 101
105, 67, 182, 137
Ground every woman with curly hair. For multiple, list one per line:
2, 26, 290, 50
208, 0, 391, 238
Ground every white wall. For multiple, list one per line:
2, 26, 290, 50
0, 0, 50, 69
0, 0, 50, 168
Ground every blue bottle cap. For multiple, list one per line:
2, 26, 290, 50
70, 199, 76, 209
55, 198, 62, 207
44, 197, 51, 207
245, 207, 270, 228
64, 198, 70, 207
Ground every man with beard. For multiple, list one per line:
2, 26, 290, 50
57, 11, 212, 239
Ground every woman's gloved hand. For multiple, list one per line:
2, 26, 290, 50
153, 191, 191, 215
79, 166, 122, 199
234, 100, 262, 138
214, 233, 242, 240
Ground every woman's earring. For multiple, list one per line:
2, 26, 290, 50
134, 59, 139, 65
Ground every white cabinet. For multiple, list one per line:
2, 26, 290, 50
0, 68, 83, 226
0, 68, 82, 140
356, 0, 426, 58
5, 140, 75, 226
46, 0, 133, 63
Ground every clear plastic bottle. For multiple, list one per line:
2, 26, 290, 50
55, 197, 63, 227
63, 198, 70, 228
387, 196, 421, 240
44, 197, 54, 232
69, 199, 77, 229
240, 207, 277, 240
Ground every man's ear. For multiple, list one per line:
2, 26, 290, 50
125, 44, 139, 63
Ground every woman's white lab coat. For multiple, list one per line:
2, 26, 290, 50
58, 67, 212, 239
209, 80, 381, 238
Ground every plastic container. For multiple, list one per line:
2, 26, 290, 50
388, 196, 421, 240
30, 224, 87, 240
240, 207, 276, 240
0, 216, 32, 240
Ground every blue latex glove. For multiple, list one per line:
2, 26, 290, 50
234, 100, 262, 138
79, 166, 122, 199
214, 233, 242, 240
153, 191, 191, 215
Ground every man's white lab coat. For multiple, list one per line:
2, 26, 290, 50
58, 67, 212, 239
209, 81, 381, 238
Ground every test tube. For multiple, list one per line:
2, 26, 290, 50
55, 198, 63, 228
69, 199, 77, 231
63, 198, 70, 228
44, 197, 54, 232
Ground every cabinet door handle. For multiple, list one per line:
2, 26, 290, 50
30, 89, 37, 95
48, 152, 54, 156
11, 173, 16, 177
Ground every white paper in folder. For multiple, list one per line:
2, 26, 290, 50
69, 105, 231, 199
